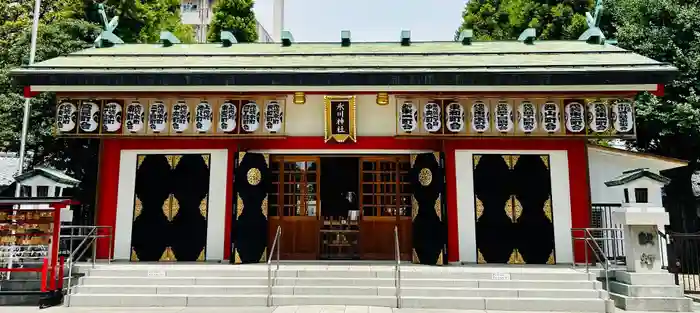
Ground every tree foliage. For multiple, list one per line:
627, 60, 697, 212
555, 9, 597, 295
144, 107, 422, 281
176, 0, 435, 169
0, 0, 192, 222
456, 0, 593, 40
604, 0, 700, 161
207, 0, 258, 43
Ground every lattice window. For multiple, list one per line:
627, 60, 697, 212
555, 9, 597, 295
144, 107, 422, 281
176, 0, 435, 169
281, 160, 318, 217
360, 158, 411, 217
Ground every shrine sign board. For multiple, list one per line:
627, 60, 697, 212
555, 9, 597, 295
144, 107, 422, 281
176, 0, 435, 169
324, 95, 357, 143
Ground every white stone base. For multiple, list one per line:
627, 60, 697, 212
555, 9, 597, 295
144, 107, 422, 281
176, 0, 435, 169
610, 271, 693, 312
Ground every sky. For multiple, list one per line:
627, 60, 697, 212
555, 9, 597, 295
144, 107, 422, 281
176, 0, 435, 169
252, 0, 467, 42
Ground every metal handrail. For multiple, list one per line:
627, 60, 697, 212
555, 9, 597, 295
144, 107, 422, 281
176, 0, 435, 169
62, 225, 113, 307
571, 228, 611, 293
394, 226, 401, 308
267, 226, 281, 307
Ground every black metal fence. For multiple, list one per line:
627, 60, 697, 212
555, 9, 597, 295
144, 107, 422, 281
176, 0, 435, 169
590, 203, 625, 264
667, 232, 700, 294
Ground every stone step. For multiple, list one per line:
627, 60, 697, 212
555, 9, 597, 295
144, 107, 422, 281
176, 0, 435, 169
73, 285, 604, 298
608, 280, 684, 298
610, 293, 694, 312
84, 268, 594, 281
79, 276, 601, 289
66, 293, 608, 311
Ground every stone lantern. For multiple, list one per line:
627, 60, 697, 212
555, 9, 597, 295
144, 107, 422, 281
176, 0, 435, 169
604, 168, 692, 312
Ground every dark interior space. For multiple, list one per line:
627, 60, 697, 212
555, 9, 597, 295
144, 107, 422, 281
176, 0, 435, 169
320, 157, 359, 219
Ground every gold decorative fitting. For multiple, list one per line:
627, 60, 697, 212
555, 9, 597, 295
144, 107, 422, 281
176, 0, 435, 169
433, 151, 440, 162
234, 249, 242, 264
199, 197, 208, 218
513, 196, 523, 221
540, 155, 550, 169
434, 195, 442, 221
437, 251, 444, 265
477, 249, 486, 264
261, 197, 268, 217
473, 155, 482, 168
293, 92, 306, 104
411, 195, 419, 221
137, 155, 146, 169
236, 195, 244, 218
259, 247, 267, 263
412, 249, 420, 264
503, 155, 513, 169
160, 247, 176, 261
247, 168, 262, 186
410, 154, 417, 166
162, 195, 172, 221
171, 155, 182, 168
202, 155, 210, 167
508, 249, 525, 264
475, 197, 484, 220
418, 168, 433, 186
543, 196, 553, 222
130, 247, 139, 261
133, 197, 143, 220
546, 250, 555, 265
376, 92, 389, 105
170, 196, 180, 221
197, 248, 205, 261
238, 151, 247, 161
263, 153, 270, 166
504, 197, 514, 222
511, 155, 520, 168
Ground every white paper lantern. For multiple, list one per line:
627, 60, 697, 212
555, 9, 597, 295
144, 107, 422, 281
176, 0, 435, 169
264, 101, 284, 133
241, 101, 260, 132
219, 101, 237, 132
587, 101, 609, 133
445, 102, 465, 132
171, 102, 190, 133
423, 102, 442, 132
471, 101, 490, 133
612, 101, 634, 133
148, 101, 168, 133
493, 101, 513, 133
564, 102, 585, 133
540, 102, 561, 133
125, 102, 145, 133
102, 101, 122, 133
398, 102, 418, 133
518, 101, 537, 133
195, 102, 213, 132
79, 102, 100, 132
56, 102, 77, 132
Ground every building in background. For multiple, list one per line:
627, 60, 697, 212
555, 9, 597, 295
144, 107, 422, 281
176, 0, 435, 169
181, 0, 274, 43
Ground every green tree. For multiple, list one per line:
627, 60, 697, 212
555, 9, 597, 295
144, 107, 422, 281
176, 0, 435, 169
456, 0, 593, 40
207, 0, 258, 43
604, 0, 700, 161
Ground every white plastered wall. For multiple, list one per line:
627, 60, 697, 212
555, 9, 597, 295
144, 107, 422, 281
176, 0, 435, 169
454, 150, 574, 264
113, 149, 228, 261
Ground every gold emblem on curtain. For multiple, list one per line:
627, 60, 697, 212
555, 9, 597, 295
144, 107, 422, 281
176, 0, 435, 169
197, 248, 205, 261
473, 155, 482, 168
137, 155, 146, 169
507, 249, 525, 264
236, 195, 244, 218
437, 251, 444, 265
477, 249, 486, 264
418, 168, 432, 186
259, 247, 267, 263
263, 153, 270, 166
502, 155, 512, 169
543, 196, 553, 222
412, 249, 420, 264
411, 196, 419, 221
434, 196, 442, 221
511, 155, 520, 168
160, 247, 176, 261
261, 197, 268, 218
238, 152, 247, 161
166, 155, 181, 169
546, 250, 555, 265
432, 151, 440, 162
513, 196, 523, 221
540, 155, 549, 169
475, 197, 484, 220
199, 197, 208, 218
133, 197, 143, 220
201, 155, 210, 168
247, 168, 262, 186
162, 194, 172, 220
234, 249, 242, 264
168, 196, 180, 221
410, 154, 417, 167
130, 247, 139, 261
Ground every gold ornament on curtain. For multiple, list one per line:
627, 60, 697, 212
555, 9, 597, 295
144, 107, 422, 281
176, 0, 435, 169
546, 250, 555, 265
159, 247, 176, 261
162, 195, 173, 221
259, 247, 267, 263
133, 197, 143, 220
502, 155, 513, 169
197, 249, 205, 261
247, 168, 262, 186
504, 198, 514, 222
418, 168, 432, 186
508, 249, 525, 264
234, 249, 242, 264
137, 155, 146, 169
199, 197, 208, 218
411, 196, 419, 221
236, 195, 244, 218
410, 154, 417, 167
170, 196, 180, 221
130, 248, 139, 261
543, 196, 553, 222
261, 197, 268, 218
475, 197, 484, 220
473, 155, 482, 168
434, 196, 442, 221
513, 196, 523, 221
437, 251, 444, 265
201, 155, 210, 168
477, 249, 486, 264
412, 249, 420, 264
511, 155, 520, 168
540, 155, 550, 169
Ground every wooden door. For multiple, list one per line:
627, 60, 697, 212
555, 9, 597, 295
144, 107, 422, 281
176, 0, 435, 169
268, 156, 320, 260
359, 157, 412, 261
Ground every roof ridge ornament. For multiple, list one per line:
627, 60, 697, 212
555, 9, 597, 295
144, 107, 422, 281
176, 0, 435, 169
221, 31, 238, 47
518, 28, 536, 45
341, 30, 351, 47
93, 3, 124, 48
458, 29, 473, 46
578, 0, 614, 45
160, 31, 181, 47
400, 30, 411, 46
281, 30, 294, 47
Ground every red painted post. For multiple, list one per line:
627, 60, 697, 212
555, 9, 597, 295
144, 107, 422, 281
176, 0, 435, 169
40, 258, 48, 292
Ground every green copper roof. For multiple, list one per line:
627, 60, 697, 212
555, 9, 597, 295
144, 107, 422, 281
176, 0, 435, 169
20, 41, 673, 73
604, 168, 671, 187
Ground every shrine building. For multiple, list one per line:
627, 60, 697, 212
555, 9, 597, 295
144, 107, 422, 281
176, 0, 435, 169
10, 30, 677, 265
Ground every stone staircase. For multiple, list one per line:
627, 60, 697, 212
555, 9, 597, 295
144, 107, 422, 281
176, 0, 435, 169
66, 263, 613, 311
